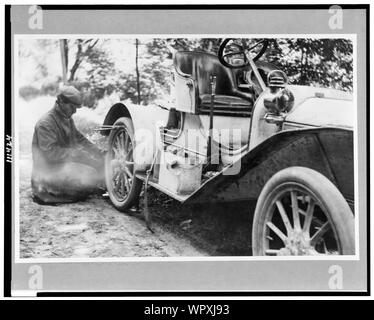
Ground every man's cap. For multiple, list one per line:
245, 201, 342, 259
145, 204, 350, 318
59, 85, 83, 106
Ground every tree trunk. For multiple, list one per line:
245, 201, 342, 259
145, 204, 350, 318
59, 39, 68, 84
69, 39, 83, 82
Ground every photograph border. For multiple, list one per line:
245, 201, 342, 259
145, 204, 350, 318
4, 4, 370, 297
13, 33, 360, 264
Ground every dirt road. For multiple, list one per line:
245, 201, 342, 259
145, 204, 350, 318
17, 96, 255, 259
19, 155, 255, 259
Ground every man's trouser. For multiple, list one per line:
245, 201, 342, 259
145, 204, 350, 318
32, 162, 102, 204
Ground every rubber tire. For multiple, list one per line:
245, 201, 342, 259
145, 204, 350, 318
105, 117, 143, 212
252, 166, 355, 256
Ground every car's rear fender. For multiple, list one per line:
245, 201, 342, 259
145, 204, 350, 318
102, 103, 132, 136
186, 127, 354, 209
102, 102, 169, 171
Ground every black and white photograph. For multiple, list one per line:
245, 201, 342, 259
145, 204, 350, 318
4, 5, 369, 295
16, 35, 356, 259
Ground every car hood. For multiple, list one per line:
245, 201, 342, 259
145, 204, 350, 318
284, 85, 354, 129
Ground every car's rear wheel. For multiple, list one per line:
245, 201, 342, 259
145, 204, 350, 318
252, 167, 355, 256
105, 117, 143, 212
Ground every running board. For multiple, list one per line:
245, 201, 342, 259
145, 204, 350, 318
136, 173, 190, 202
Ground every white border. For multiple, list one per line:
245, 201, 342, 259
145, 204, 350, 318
13, 33, 360, 264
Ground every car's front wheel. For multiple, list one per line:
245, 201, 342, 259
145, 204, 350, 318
252, 167, 355, 256
105, 117, 143, 212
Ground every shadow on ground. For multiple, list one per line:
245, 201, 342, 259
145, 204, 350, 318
139, 188, 256, 256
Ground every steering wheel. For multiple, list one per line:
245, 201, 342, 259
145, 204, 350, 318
218, 38, 269, 69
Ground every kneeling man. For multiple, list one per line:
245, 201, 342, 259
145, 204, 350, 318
32, 85, 105, 204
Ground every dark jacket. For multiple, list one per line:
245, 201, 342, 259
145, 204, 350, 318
32, 103, 103, 180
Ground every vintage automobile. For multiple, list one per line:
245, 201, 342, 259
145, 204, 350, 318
100, 38, 355, 256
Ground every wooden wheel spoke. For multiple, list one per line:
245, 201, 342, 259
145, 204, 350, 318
310, 222, 331, 246
115, 131, 123, 153
302, 199, 315, 234
275, 200, 293, 235
122, 173, 130, 192
115, 134, 122, 151
114, 174, 122, 192
112, 138, 122, 157
114, 173, 122, 194
124, 166, 133, 179
291, 191, 301, 231
126, 145, 133, 160
124, 132, 129, 151
120, 173, 127, 194
112, 170, 121, 181
121, 132, 127, 152
113, 146, 121, 158
323, 241, 329, 254
266, 222, 287, 243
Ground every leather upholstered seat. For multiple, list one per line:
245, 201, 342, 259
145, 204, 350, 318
174, 51, 254, 116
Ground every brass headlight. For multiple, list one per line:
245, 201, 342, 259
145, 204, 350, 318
264, 88, 295, 113
277, 88, 295, 112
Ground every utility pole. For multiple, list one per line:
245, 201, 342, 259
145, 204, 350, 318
135, 39, 141, 105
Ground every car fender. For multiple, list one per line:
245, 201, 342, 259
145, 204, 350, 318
186, 127, 354, 208
103, 102, 169, 171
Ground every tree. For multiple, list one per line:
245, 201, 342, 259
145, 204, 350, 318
61, 39, 100, 82
262, 38, 353, 92
58, 39, 117, 106
20, 37, 353, 105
